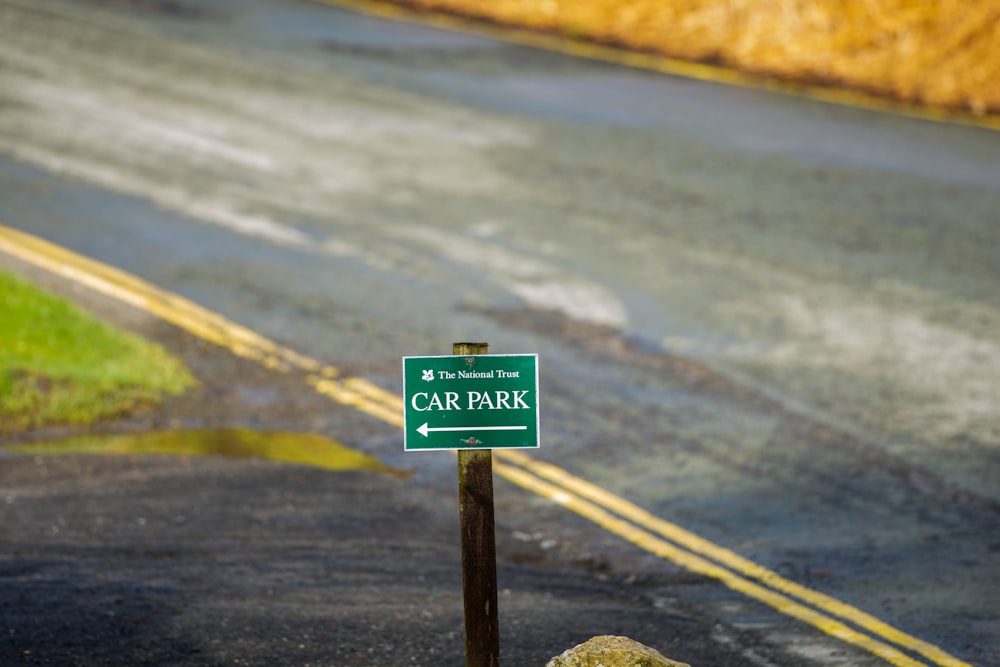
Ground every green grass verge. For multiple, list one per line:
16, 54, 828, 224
1, 270, 195, 433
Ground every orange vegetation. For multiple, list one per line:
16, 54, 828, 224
386, 0, 1000, 116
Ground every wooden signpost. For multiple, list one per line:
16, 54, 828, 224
403, 343, 540, 667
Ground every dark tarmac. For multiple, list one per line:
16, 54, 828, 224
0, 366, 755, 667
7, 453, 710, 666
0, 261, 763, 667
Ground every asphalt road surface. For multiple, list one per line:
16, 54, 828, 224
1, 0, 998, 665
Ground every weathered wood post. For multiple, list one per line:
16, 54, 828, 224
454, 341, 501, 667
403, 345, 536, 666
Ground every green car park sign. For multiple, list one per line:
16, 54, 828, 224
403, 354, 539, 451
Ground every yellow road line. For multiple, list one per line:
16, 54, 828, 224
0, 222, 971, 667
0, 225, 321, 374
317, 0, 1000, 132
496, 450, 970, 667
493, 459, 929, 667
308, 375, 406, 427
0, 224, 414, 429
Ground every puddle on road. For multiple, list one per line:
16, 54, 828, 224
4, 428, 408, 477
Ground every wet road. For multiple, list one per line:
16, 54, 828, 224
1, 0, 999, 664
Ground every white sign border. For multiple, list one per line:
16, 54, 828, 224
402, 353, 540, 452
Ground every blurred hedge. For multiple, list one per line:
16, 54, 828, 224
389, 0, 999, 116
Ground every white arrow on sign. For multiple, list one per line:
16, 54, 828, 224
417, 423, 528, 438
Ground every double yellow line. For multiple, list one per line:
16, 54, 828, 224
0, 223, 972, 667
